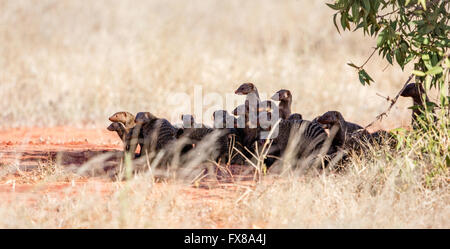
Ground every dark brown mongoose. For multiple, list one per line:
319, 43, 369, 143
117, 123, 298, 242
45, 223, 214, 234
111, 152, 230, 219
271, 89, 292, 119
125, 112, 178, 160
400, 82, 436, 127
177, 127, 235, 163
315, 111, 364, 147
107, 122, 126, 142
123, 112, 157, 158
123, 125, 144, 157
235, 83, 261, 127
140, 116, 178, 153
108, 111, 136, 133
259, 116, 328, 163
232, 103, 259, 150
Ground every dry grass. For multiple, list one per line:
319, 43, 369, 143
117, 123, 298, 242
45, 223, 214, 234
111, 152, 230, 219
0, 0, 418, 128
0, 0, 448, 228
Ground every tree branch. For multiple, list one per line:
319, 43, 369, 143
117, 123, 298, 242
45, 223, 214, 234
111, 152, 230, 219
364, 74, 415, 130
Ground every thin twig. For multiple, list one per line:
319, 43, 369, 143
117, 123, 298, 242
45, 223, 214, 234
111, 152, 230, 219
360, 47, 378, 69
364, 74, 414, 129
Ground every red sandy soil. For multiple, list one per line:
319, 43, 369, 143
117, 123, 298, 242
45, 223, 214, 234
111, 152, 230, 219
0, 127, 255, 222
0, 127, 122, 205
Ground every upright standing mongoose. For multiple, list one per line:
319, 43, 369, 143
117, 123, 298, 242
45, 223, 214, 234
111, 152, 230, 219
271, 89, 291, 119
235, 83, 261, 127
400, 82, 436, 127
232, 103, 259, 149
109, 112, 136, 133
211, 110, 247, 164
271, 89, 303, 120
107, 122, 127, 142
315, 111, 365, 148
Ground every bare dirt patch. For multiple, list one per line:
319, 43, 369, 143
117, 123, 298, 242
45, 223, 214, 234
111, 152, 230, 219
0, 126, 254, 223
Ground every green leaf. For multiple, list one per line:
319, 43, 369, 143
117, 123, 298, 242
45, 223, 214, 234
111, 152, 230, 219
386, 53, 393, 64
326, 3, 341, 11
412, 70, 426, 76
333, 13, 340, 34
376, 29, 387, 47
340, 13, 349, 30
426, 66, 443, 76
358, 69, 373, 86
395, 49, 405, 67
347, 62, 360, 69
352, 1, 360, 23
419, 0, 427, 10
362, 0, 371, 13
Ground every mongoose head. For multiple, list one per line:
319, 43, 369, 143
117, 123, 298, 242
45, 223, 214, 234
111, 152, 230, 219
109, 112, 135, 126
181, 114, 195, 127
271, 89, 291, 102
288, 113, 303, 120
135, 112, 157, 124
316, 111, 343, 127
400, 83, 425, 101
107, 122, 125, 132
235, 82, 257, 95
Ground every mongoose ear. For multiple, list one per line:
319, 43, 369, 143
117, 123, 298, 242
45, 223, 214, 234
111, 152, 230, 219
176, 128, 184, 138
283, 91, 289, 99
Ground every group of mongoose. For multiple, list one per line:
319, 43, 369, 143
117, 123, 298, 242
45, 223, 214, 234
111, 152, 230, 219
106, 82, 429, 170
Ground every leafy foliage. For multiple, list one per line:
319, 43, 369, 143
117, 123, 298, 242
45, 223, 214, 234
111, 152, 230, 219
327, 0, 449, 107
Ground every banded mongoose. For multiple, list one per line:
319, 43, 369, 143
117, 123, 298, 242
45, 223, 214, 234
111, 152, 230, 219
235, 83, 261, 127
119, 112, 153, 157
232, 103, 259, 149
271, 89, 291, 120
132, 112, 178, 158
400, 82, 436, 127
177, 127, 235, 163
107, 122, 126, 142
108, 111, 136, 133
259, 115, 329, 163
315, 111, 366, 148
271, 89, 303, 121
